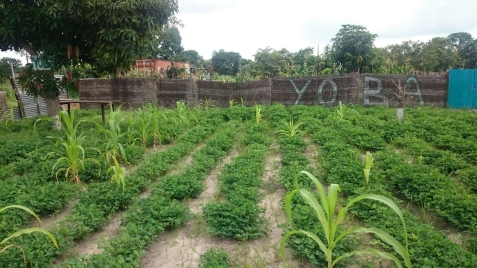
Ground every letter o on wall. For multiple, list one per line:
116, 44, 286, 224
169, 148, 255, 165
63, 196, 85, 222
317, 78, 338, 105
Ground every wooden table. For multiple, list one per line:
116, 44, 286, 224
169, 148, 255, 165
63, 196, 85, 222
59, 100, 120, 125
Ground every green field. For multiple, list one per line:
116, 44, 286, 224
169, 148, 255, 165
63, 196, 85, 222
0, 104, 476, 267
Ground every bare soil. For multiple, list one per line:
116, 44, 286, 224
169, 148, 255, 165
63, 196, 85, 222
140, 143, 311, 268
29, 200, 77, 230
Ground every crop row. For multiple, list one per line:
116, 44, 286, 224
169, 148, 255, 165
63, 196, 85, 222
267, 104, 356, 267
316, 106, 477, 234
204, 119, 270, 241
0, 113, 220, 267
348, 107, 477, 193
59, 119, 239, 267
305, 115, 477, 267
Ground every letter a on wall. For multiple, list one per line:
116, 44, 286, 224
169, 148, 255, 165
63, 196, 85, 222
404, 77, 424, 105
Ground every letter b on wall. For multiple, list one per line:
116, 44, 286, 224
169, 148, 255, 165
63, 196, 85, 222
364, 76, 388, 106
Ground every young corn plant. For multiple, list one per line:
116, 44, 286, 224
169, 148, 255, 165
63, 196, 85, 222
255, 104, 263, 126
97, 104, 128, 164
107, 153, 126, 191
132, 106, 153, 147
363, 151, 374, 188
147, 103, 165, 147
50, 110, 96, 184
335, 101, 358, 123
1, 205, 58, 265
335, 101, 347, 122
276, 119, 302, 138
280, 171, 411, 268
199, 98, 217, 110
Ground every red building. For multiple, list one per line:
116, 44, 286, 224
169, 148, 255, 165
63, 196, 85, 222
134, 59, 190, 77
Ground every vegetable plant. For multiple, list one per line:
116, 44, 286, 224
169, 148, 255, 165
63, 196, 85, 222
107, 153, 126, 191
131, 106, 153, 147
363, 151, 373, 187
1, 205, 58, 265
50, 109, 96, 183
96, 104, 128, 164
276, 119, 302, 138
280, 171, 411, 268
199, 98, 217, 110
255, 104, 263, 126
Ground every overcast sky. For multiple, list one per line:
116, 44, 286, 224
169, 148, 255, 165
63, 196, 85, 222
2, 0, 477, 62
177, 0, 477, 59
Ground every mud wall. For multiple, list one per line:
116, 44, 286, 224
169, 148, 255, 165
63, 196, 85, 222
78, 73, 448, 108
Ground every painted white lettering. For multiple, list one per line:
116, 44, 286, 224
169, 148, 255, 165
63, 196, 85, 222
404, 77, 424, 105
290, 79, 312, 105
363, 76, 388, 106
317, 78, 338, 105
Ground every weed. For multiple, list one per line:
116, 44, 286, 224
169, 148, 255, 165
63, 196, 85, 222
198, 248, 231, 268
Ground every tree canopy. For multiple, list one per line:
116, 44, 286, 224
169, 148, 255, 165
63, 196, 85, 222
330, 24, 378, 73
211, 49, 242, 75
0, 57, 22, 82
157, 26, 184, 60
0, 0, 179, 74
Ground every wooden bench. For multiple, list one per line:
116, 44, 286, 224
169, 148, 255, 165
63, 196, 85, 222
59, 100, 120, 125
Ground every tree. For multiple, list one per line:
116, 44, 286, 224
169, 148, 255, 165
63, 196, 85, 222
460, 39, 477, 69
174, 50, 204, 67
420, 37, 458, 72
293, 47, 319, 76
447, 32, 473, 52
211, 49, 242, 75
251, 47, 293, 78
157, 26, 184, 60
0, 57, 22, 82
330, 24, 378, 73
0, 0, 178, 116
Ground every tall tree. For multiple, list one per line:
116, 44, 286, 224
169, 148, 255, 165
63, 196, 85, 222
174, 50, 204, 67
460, 39, 477, 69
0, 57, 22, 82
0, 0, 178, 116
330, 24, 378, 73
211, 49, 242, 75
293, 47, 318, 76
157, 26, 184, 60
420, 37, 458, 72
251, 47, 294, 78
447, 32, 473, 52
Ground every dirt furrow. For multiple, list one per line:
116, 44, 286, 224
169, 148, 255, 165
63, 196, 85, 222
140, 147, 240, 268
29, 200, 77, 230
54, 142, 201, 265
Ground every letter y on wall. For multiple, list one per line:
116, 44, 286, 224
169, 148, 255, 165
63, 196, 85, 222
290, 79, 312, 105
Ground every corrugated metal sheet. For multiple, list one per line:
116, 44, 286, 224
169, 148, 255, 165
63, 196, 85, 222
19, 94, 49, 118
448, 69, 476, 108
0, 107, 21, 121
